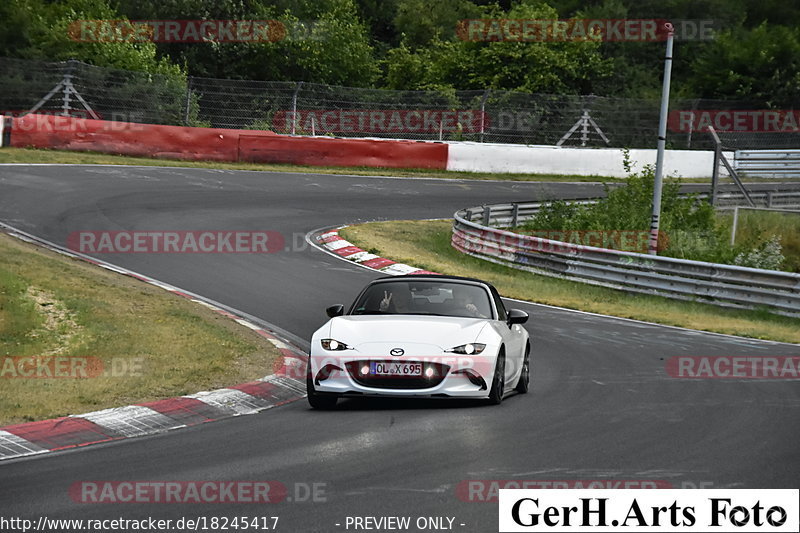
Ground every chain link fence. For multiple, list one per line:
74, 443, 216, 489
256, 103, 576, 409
1, 56, 798, 150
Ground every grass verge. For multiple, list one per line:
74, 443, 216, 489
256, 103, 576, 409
0, 232, 282, 426
2, 146, 644, 182
340, 220, 800, 344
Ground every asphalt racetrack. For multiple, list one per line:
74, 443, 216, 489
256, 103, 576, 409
1, 165, 798, 532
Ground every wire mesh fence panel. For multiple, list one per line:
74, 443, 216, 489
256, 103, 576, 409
2, 56, 798, 149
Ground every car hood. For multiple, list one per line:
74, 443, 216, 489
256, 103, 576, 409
328, 315, 488, 350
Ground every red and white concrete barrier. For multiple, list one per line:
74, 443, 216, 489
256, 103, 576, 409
6, 114, 727, 177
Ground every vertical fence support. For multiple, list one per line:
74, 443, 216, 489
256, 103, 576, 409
479, 88, 490, 143
730, 206, 739, 246
710, 141, 720, 206
511, 203, 519, 227
708, 127, 756, 208
61, 74, 73, 116
183, 76, 192, 126
291, 81, 303, 135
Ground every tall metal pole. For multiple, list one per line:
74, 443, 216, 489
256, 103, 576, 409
648, 22, 675, 255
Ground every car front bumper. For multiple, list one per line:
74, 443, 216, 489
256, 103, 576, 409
308, 352, 499, 398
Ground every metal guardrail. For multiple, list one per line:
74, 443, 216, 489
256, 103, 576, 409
734, 149, 800, 178
706, 191, 800, 209
453, 201, 800, 317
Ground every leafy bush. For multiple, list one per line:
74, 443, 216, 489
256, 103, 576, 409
517, 153, 792, 272
733, 236, 785, 270
521, 152, 716, 245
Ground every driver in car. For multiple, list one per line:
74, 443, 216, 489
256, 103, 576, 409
379, 288, 413, 313
452, 286, 489, 318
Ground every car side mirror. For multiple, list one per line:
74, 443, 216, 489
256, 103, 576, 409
326, 304, 345, 318
507, 308, 528, 325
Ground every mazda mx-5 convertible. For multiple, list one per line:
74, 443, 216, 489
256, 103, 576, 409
307, 275, 530, 408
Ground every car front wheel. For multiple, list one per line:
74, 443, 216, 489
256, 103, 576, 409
306, 366, 338, 409
487, 350, 505, 405
515, 345, 530, 394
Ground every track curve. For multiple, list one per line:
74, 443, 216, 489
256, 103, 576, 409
0, 165, 798, 532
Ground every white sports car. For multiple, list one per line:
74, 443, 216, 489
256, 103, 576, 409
307, 275, 530, 408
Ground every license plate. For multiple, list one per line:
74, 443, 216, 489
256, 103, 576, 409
370, 362, 422, 376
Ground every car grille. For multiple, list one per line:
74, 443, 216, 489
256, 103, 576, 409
344, 361, 450, 390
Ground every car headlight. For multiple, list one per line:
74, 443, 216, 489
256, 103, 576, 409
321, 338, 351, 351
446, 343, 486, 355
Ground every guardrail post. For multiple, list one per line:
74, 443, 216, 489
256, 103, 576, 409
511, 203, 519, 227
483, 205, 491, 226
766, 191, 773, 208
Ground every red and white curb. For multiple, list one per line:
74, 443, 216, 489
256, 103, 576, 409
313, 227, 439, 276
0, 222, 307, 462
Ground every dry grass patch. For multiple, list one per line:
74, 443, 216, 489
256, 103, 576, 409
0, 233, 282, 425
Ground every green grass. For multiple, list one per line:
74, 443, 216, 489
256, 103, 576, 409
340, 220, 800, 344
0, 233, 282, 426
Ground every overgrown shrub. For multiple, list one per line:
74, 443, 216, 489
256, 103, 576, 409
517, 152, 790, 271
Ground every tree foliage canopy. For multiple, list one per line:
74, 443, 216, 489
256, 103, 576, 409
0, 0, 797, 104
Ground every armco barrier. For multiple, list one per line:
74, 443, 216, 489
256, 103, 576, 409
734, 149, 800, 178
8, 114, 449, 170
452, 202, 800, 317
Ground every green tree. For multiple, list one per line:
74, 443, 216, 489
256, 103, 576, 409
0, 0, 181, 76
385, 1, 610, 93
393, 0, 480, 49
686, 23, 800, 106
112, 0, 380, 86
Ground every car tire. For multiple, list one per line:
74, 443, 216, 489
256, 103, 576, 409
306, 368, 338, 410
487, 350, 505, 405
515, 344, 530, 394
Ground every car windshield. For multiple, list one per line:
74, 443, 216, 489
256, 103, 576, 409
351, 280, 493, 319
